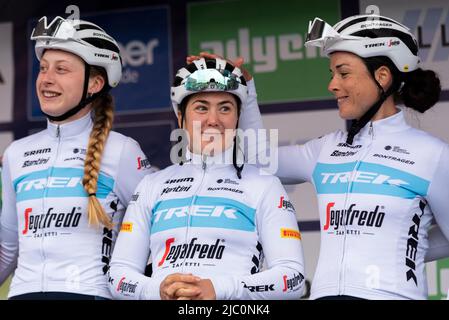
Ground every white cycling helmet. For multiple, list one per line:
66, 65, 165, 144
305, 14, 420, 73
171, 57, 248, 116
31, 16, 122, 87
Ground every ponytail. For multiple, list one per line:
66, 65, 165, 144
83, 67, 115, 229
363, 56, 441, 112
399, 68, 441, 112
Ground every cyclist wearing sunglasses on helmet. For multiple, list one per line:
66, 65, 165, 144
108, 58, 305, 300
240, 14, 449, 300
0, 16, 154, 300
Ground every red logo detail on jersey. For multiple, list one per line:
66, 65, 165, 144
282, 273, 304, 292
22, 208, 33, 234
158, 237, 175, 266
282, 275, 288, 292
116, 276, 138, 295
278, 196, 295, 211
323, 202, 335, 231
137, 157, 150, 170
116, 277, 126, 292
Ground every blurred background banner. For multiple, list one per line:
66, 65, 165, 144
28, 6, 173, 119
188, 0, 340, 103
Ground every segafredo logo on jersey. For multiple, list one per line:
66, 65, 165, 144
22, 207, 82, 235
277, 196, 295, 212
282, 273, 304, 292
151, 196, 256, 234
116, 277, 138, 296
13, 167, 114, 202
157, 237, 225, 267
137, 157, 151, 170
312, 162, 429, 199
323, 202, 386, 231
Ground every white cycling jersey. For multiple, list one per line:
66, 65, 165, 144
109, 149, 305, 300
246, 93, 449, 299
0, 112, 153, 299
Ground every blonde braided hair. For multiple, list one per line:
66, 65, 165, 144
83, 67, 115, 229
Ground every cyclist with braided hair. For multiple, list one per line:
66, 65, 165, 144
108, 58, 305, 300
0, 16, 153, 299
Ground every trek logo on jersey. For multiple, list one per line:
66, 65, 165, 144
137, 157, 151, 170
242, 281, 274, 293
313, 162, 430, 199
154, 205, 237, 222
280, 228, 301, 240
406, 200, 426, 286
278, 196, 295, 212
120, 222, 133, 232
22, 207, 82, 235
323, 202, 385, 231
23, 148, 51, 157
282, 273, 304, 292
157, 237, 225, 267
14, 167, 115, 202
151, 196, 256, 233
16, 176, 82, 193
320, 171, 407, 186
116, 277, 138, 296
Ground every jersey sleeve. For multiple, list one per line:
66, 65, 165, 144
114, 137, 155, 207
239, 79, 264, 131
425, 224, 449, 262
209, 177, 305, 299
276, 137, 325, 184
426, 143, 449, 250
237, 78, 325, 184
108, 174, 162, 300
0, 147, 19, 285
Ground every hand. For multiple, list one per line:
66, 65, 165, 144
159, 273, 201, 300
186, 51, 253, 81
176, 278, 216, 300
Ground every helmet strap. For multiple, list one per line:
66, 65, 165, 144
346, 67, 395, 145
178, 107, 187, 166
232, 113, 244, 179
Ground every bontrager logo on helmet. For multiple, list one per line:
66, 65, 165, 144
31, 16, 122, 87
170, 57, 248, 116
305, 14, 420, 73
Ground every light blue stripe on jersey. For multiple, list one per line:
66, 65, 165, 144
312, 161, 430, 199
151, 196, 256, 234
13, 167, 114, 202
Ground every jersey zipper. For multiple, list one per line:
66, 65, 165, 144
180, 154, 208, 273
41, 124, 61, 291
338, 121, 375, 295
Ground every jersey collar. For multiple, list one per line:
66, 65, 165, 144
185, 145, 235, 169
357, 108, 410, 139
46, 111, 93, 138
